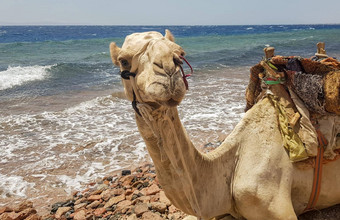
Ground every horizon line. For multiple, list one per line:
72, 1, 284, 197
1, 23, 340, 26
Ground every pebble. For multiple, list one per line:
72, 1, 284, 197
122, 170, 131, 176
134, 203, 149, 217
87, 194, 102, 201
146, 183, 161, 195
15, 200, 33, 212
74, 202, 87, 211
104, 194, 125, 208
0, 207, 12, 215
55, 207, 71, 219
93, 207, 106, 216
73, 210, 86, 220
116, 200, 132, 212
160, 191, 172, 206
86, 200, 101, 209
0, 163, 188, 220
142, 211, 163, 220
151, 202, 167, 213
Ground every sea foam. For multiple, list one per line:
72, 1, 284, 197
0, 173, 34, 198
0, 65, 52, 91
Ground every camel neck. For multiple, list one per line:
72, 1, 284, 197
135, 106, 236, 218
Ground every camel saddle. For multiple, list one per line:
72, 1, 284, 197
245, 45, 340, 163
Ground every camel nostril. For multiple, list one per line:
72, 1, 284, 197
164, 66, 177, 76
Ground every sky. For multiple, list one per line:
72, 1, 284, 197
0, 0, 340, 25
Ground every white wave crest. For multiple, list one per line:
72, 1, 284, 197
0, 65, 52, 91
0, 173, 34, 198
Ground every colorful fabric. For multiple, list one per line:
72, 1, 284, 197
268, 94, 309, 162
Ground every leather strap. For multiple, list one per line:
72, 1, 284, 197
304, 124, 327, 212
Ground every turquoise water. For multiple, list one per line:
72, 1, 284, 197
0, 25, 339, 206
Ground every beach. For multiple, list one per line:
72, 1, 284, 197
1, 25, 340, 217
0, 66, 248, 215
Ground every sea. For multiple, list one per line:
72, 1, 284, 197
1, 25, 340, 211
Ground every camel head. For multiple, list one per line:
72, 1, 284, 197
110, 30, 187, 108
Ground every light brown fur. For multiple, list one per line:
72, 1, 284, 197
110, 30, 340, 220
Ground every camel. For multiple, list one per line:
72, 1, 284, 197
109, 30, 340, 220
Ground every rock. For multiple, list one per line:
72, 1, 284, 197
97, 184, 109, 191
146, 184, 160, 195
142, 211, 163, 220
120, 206, 131, 215
88, 182, 96, 187
102, 211, 113, 218
134, 203, 149, 217
125, 194, 133, 201
55, 207, 71, 219
0, 207, 12, 215
86, 200, 101, 209
25, 213, 42, 220
142, 182, 149, 188
0, 212, 20, 220
73, 210, 86, 220
159, 191, 172, 206
87, 194, 102, 201
127, 213, 138, 220
139, 187, 148, 196
109, 213, 122, 220
125, 189, 133, 196
15, 200, 33, 212
63, 200, 75, 207
90, 189, 103, 195
74, 203, 87, 211
132, 195, 150, 205
103, 180, 110, 185
50, 202, 65, 214
173, 212, 185, 219
116, 200, 132, 212
74, 198, 87, 205
150, 202, 167, 213
82, 188, 90, 193
169, 205, 179, 214
94, 207, 106, 217
150, 193, 160, 203
121, 170, 131, 176
85, 213, 94, 220
142, 166, 150, 173
104, 194, 125, 208
100, 189, 115, 201
120, 175, 135, 186
17, 208, 37, 219
112, 188, 125, 196
103, 175, 114, 182
144, 173, 156, 179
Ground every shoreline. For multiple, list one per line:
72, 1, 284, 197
1, 161, 340, 219
0, 66, 249, 213
0, 162, 189, 220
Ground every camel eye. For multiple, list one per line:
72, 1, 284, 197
120, 59, 129, 67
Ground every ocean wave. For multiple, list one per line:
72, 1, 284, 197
0, 65, 53, 91
0, 30, 7, 36
0, 173, 34, 198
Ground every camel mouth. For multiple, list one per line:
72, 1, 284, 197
162, 98, 181, 107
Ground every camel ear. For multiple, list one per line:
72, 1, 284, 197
165, 29, 175, 42
110, 42, 121, 66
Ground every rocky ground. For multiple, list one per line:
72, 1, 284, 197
0, 162, 339, 220
0, 163, 188, 220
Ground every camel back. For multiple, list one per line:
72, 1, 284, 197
245, 44, 340, 162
